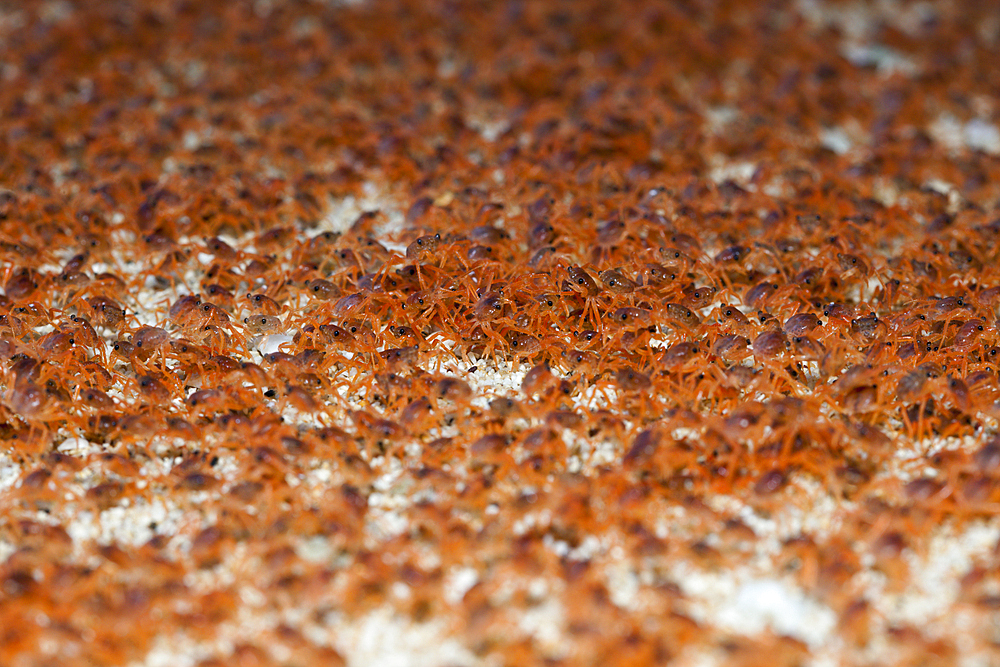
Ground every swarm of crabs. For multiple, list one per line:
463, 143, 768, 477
3, 0, 1000, 666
